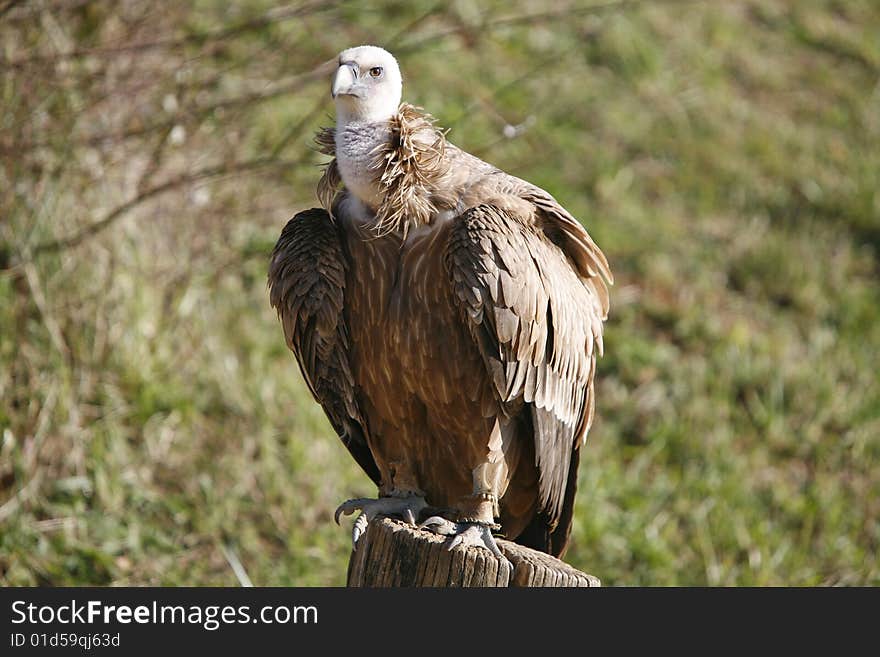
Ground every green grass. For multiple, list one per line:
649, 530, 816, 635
1, 0, 878, 586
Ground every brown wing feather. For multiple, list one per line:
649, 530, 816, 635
445, 203, 607, 540
268, 208, 380, 485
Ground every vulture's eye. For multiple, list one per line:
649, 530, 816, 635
369, 66, 383, 78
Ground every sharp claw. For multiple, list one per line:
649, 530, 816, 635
334, 499, 358, 525
421, 519, 509, 561
352, 512, 369, 547
336, 495, 428, 546
475, 526, 501, 558
418, 515, 437, 529
419, 515, 458, 535
334, 505, 352, 525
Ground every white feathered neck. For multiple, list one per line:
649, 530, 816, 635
316, 104, 453, 237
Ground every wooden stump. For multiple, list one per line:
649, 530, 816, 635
347, 516, 600, 587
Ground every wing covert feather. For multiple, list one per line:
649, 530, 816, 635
445, 204, 606, 525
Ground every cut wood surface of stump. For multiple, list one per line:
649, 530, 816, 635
347, 516, 600, 587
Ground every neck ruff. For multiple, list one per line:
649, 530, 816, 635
316, 103, 451, 237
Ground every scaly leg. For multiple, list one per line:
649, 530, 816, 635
418, 419, 515, 564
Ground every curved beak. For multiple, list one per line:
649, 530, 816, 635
331, 62, 361, 99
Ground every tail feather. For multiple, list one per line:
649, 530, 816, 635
513, 446, 581, 558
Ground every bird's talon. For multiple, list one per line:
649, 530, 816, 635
334, 494, 428, 546
419, 515, 458, 536
421, 517, 507, 563
351, 512, 369, 546
334, 498, 364, 525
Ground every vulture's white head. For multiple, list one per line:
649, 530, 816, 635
332, 45, 402, 124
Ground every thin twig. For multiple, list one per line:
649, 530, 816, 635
0, 0, 26, 19
0, 61, 334, 155
0, 0, 92, 21
396, 0, 703, 52
386, 1, 447, 50
220, 543, 254, 587
0, 470, 43, 525
31, 157, 299, 257
270, 96, 327, 159
2, 0, 344, 69
22, 262, 69, 357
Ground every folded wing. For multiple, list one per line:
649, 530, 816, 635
268, 208, 380, 485
445, 202, 607, 553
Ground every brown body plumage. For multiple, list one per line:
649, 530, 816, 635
270, 102, 611, 557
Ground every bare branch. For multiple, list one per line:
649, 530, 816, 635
0, 60, 334, 154
0, 0, 27, 19
396, 0, 703, 52
3, 1, 344, 69
30, 156, 300, 257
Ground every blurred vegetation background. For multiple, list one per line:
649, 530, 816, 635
1, 0, 878, 586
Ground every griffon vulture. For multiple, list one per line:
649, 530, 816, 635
269, 45, 611, 559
